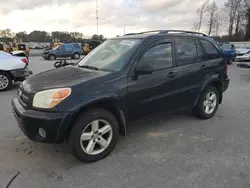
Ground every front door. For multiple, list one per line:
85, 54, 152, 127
55, 45, 66, 58
127, 39, 180, 120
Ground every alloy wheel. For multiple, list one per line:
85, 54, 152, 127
203, 91, 217, 115
80, 119, 113, 155
0, 75, 9, 90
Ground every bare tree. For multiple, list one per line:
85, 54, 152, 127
196, 0, 209, 32
207, 1, 218, 35
235, 1, 245, 35
215, 11, 223, 36
245, 0, 250, 40
225, 0, 243, 36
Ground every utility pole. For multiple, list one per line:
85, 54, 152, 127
96, 0, 99, 35
124, 27, 126, 35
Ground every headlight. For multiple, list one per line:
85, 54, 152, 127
243, 52, 250, 56
32, 88, 71, 109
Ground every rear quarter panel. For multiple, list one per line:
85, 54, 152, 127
0, 56, 26, 71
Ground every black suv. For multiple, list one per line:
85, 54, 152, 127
11, 30, 229, 162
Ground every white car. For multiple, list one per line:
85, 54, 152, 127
235, 48, 250, 61
0, 51, 32, 91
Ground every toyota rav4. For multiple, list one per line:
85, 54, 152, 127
11, 30, 230, 162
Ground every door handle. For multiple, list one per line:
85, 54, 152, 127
201, 64, 206, 69
167, 72, 176, 78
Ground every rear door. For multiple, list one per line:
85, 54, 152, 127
127, 38, 181, 119
173, 38, 205, 107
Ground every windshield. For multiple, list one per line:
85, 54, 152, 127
78, 39, 141, 71
53, 45, 60, 50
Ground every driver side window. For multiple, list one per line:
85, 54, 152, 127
58, 45, 64, 51
138, 43, 173, 71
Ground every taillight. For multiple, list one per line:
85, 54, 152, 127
21, 58, 28, 65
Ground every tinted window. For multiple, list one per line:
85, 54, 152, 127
57, 45, 64, 51
64, 44, 73, 51
175, 39, 197, 66
195, 40, 205, 61
73, 44, 80, 49
200, 40, 219, 59
138, 43, 172, 71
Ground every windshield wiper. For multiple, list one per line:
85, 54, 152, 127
78, 65, 99, 70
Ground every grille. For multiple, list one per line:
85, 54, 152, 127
18, 87, 31, 108
237, 54, 244, 56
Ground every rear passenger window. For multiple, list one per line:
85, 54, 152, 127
65, 44, 73, 51
138, 43, 172, 71
73, 44, 80, 49
175, 39, 197, 66
195, 40, 205, 61
200, 40, 219, 59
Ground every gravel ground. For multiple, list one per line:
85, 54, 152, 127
0, 57, 250, 188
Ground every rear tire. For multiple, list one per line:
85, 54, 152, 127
49, 54, 56, 60
0, 72, 12, 92
227, 60, 233, 64
73, 53, 80, 59
193, 85, 219, 119
69, 108, 119, 163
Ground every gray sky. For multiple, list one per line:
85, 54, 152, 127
0, 0, 227, 37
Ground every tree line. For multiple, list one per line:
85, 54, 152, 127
0, 29, 106, 43
195, 0, 250, 41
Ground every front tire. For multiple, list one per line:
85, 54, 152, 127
193, 85, 219, 119
49, 54, 56, 60
69, 108, 119, 163
0, 72, 12, 92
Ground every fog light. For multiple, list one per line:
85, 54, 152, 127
38, 128, 46, 138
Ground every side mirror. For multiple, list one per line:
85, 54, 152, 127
135, 64, 153, 75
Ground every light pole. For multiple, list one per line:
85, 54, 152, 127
96, 0, 98, 35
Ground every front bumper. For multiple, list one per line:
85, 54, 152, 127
11, 97, 69, 143
223, 78, 230, 92
235, 55, 250, 61
42, 53, 49, 59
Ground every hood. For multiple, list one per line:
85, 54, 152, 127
223, 49, 235, 54
235, 48, 250, 54
43, 49, 53, 53
22, 66, 111, 92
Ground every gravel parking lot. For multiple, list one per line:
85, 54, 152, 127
1, 57, 250, 188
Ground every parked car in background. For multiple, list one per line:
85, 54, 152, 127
10, 50, 29, 60
235, 48, 250, 61
42, 43, 82, 60
219, 43, 236, 64
0, 51, 32, 91
11, 30, 229, 162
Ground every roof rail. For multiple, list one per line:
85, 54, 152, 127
123, 30, 208, 37
124, 30, 163, 36
159, 30, 208, 36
